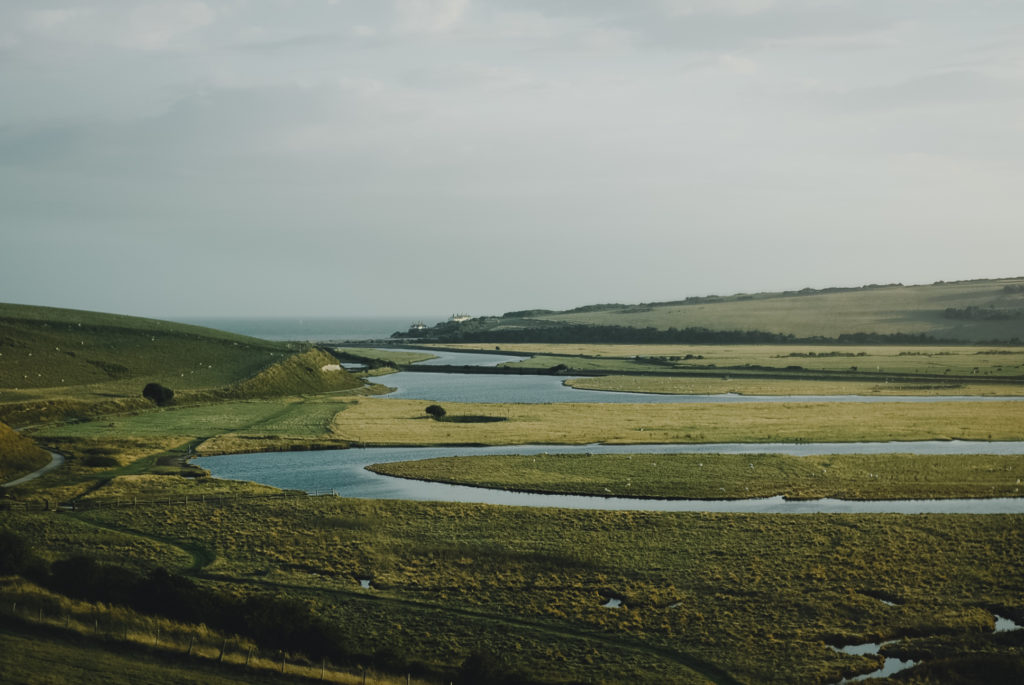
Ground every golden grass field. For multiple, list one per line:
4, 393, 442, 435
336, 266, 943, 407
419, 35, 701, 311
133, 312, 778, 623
563, 374, 1024, 396
323, 397, 1024, 446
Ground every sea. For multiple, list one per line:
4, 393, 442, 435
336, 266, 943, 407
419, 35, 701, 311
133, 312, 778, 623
173, 316, 444, 342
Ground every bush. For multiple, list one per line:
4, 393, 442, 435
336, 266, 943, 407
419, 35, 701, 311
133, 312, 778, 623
0, 531, 43, 576
425, 404, 447, 420
142, 382, 174, 406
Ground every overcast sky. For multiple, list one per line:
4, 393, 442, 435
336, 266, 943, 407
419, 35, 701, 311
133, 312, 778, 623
2, 1, 1023, 318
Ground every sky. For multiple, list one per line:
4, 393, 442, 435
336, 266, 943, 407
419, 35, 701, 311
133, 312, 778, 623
2, 1, 1023, 318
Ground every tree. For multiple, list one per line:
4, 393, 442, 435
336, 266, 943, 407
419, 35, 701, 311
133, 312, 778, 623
143, 382, 174, 406
425, 404, 446, 420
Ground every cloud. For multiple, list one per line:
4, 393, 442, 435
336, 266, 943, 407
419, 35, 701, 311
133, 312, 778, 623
394, 0, 470, 34
2, 0, 1024, 316
19, 2, 215, 51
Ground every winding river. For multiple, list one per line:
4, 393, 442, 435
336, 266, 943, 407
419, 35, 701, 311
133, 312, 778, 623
378, 348, 1024, 404
193, 348, 1024, 513
199, 440, 1024, 513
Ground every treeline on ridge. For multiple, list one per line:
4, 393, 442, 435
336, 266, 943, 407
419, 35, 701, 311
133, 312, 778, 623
395, 323, 965, 346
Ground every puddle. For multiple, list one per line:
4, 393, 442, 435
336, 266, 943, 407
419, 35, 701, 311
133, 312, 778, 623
601, 598, 623, 609
994, 614, 1022, 632
830, 642, 917, 683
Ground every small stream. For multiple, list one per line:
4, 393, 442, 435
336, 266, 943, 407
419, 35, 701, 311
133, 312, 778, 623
830, 613, 1022, 683
831, 641, 916, 683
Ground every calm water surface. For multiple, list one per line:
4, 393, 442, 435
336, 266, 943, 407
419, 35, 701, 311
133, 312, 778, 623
197, 347, 1024, 512
198, 441, 1024, 513
377, 348, 1024, 404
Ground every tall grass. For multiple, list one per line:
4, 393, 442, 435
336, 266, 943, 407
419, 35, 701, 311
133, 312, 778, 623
326, 398, 1024, 445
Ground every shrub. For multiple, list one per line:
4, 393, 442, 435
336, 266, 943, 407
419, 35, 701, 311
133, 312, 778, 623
425, 404, 447, 420
142, 382, 174, 406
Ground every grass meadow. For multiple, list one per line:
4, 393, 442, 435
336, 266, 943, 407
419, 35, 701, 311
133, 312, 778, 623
324, 398, 1024, 445
368, 451, 1024, 500
530, 278, 1024, 341
3, 496, 1021, 684
436, 342, 1024, 382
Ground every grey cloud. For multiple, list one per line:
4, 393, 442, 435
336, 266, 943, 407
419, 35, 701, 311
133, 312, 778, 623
2, 0, 1023, 317
822, 70, 1024, 110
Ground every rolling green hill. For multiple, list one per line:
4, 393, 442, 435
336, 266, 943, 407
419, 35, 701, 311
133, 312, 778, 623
399, 278, 1024, 344
0, 304, 363, 426
0, 421, 50, 482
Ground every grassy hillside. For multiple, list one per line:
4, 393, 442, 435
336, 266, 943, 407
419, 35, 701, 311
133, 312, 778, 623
400, 278, 1024, 343
0, 303, 297, 393
0, 421, 50, 482
536, 278, 1024, 341
0, 304, 364, 427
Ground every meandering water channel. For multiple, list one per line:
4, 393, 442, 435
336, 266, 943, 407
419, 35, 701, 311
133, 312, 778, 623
198, 348, 1024, 513
376, 348, 1024, 404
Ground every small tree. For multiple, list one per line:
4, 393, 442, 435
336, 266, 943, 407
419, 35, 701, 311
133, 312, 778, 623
143, 382, 174, 406
425, 404, 446, 420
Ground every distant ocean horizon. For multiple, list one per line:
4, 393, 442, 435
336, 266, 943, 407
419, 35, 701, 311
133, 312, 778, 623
173, 316, 446, 342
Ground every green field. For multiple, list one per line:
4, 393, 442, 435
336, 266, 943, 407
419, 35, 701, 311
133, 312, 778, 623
529, 278, 1024, 341
421, 343, 1024, 396
0, 303, 368, 430
3, 498, 1022, 684
0, 302, 295, 395
368, 452, 1024, 500
321, 398, 1024, 446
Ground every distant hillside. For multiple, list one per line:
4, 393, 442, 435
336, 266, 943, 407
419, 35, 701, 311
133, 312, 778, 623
396, 278, 1024, 344
0, 303, 364, 426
